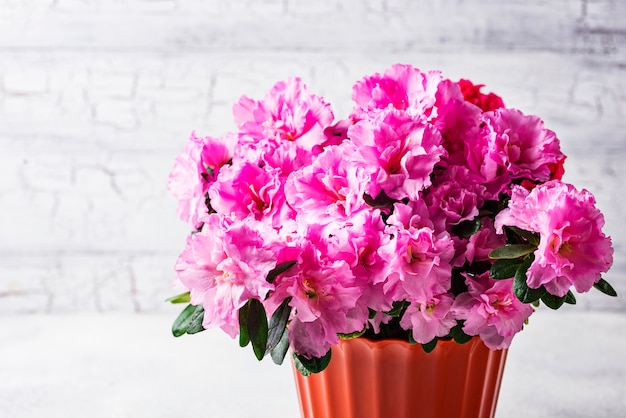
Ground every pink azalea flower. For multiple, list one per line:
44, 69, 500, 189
233, 77, 334, 150
381, 202, 455, 303
452, 274, 534, 350
348, 108, 446, 200
495, 181, 614, 297
287, 318, 332, 359
432, 79, 482, 162
285, 143, 371, 224
261, 140, 314, 177
174, 215, 279, 338
425, 166, 486, 231
385, 199, 436, 232
232, 136, 314, 178
480, 108, 565, 184
272, 242, 367, 358
464, 217, 506, 264
208, 161, 294, 228
351, 63, 442, 120
318, 119, 354, 153
399, 293, 456, 344
463, 129, 512, 200
306, 211, 394, 311
167, 132, 234, 229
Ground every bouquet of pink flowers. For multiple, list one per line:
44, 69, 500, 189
167, 64, 615, 374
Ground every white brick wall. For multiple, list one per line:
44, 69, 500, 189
1, 0, 625, 313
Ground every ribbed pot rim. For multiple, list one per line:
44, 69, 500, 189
340, 336, 456, 348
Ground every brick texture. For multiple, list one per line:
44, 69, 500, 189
1, 0, 625, 313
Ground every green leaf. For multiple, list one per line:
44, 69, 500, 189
513, 255, 546, 303
266, 297, 292, 352
172, 304, 197, 337
247, 298, 269, 361
266, 261, 297, 284
593, 278, 618, 297
294, 350, 332, 374
238, 301, 251, 348
338, 327, 367, 340
186, 305, 206, 334
489, 244, 537, 260
368, 308, 377, 320
451, 322, 473, 344
541, 293, 566, 310
564, 290, 577, 305
490, 258, 523, 280
292, 353, 311, 377
384, 300, 409, 317
514, 280, 546, 304
165, 292, 191, 304
506, 226, 540, 246
270, 328, 290, 366
421, 338, 438, 353
451, 218, 482, 238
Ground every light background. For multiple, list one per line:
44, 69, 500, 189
1, 1, 625, 417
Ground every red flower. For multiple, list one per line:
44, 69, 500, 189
457, 79, 504, 111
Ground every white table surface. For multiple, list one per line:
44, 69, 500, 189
1, 308, 625, 418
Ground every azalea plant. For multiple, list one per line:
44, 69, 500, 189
167, 64, 616, 374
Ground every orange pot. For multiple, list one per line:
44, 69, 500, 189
293, 337, 507, 418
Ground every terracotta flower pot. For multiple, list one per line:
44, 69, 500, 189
293, 337, 507, 418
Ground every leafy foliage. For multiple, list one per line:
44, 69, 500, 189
165, 292, 191, 304
172, 304, 205, 337
594, 278, 618, 297
293, 350, 332, 375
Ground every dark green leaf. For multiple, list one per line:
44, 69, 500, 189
408, 333, 417, 345
266, 297, 292, 352
513, 255, 546, 303
270, 328, 290, 365
421, 338, 438, 353
294, 350, 332, 374
490, 258, 523, 280
292, 353, 311, 377
247, 298, 269, 361
338, 327, 367, 340
593, 278, 618, 297
541, 293, 566, 310
368, 308, 377, 320
384, 300, 409, 317
451, 322, 473, 344
451, 218, 482, 238
172, 304, 197, 337
564, 290, 577, 305
165, 292, 191, 304
266, 261, 297, 284
489, 244, 537, 260
186, 305, 206, 334
514, 278, 546, 304
506, 226, 540, 246
238, 301, 251, 348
